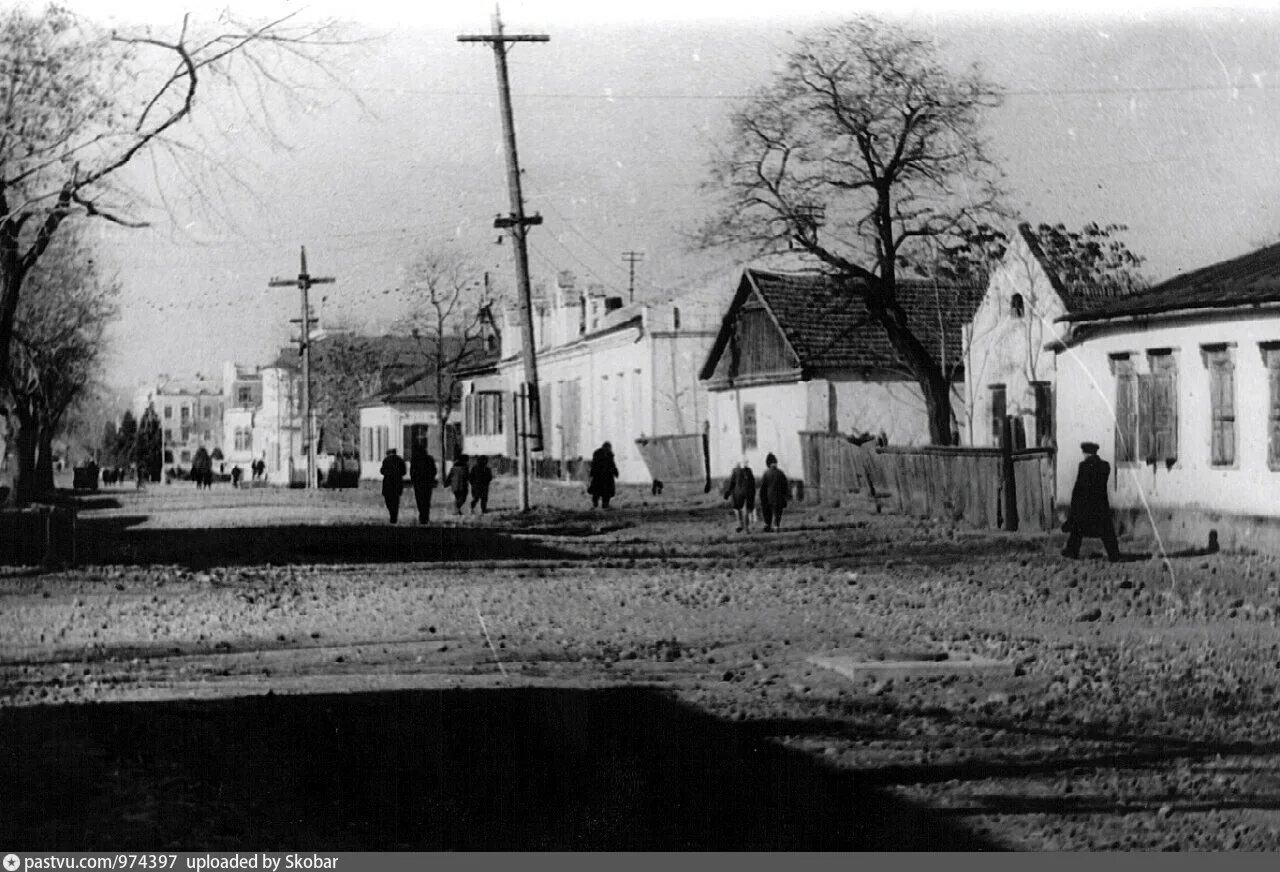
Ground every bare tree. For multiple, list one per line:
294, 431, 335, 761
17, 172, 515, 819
309, 334, 398, 458
393, 250, 497, 463
700, 17, 1004, 444
6, 225, 118, 503
0, 5, 353, 399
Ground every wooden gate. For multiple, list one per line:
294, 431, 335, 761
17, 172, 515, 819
635, 434, 706, 482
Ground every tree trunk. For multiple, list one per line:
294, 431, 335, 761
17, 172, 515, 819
12, 412, 38, 506
36, 424, 55, 493
873, 300, 958, 446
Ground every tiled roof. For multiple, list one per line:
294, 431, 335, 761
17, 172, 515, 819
1062, 241, 1280, 322
746, 269, 984, 373
1017, 223, 1134, 314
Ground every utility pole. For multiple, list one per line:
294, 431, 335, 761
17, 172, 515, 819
269, 247, 334, 491
621, 251, 644, 304
460, 9, 548, 512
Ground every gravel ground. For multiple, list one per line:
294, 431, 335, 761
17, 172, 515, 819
4, 476, 1280, 849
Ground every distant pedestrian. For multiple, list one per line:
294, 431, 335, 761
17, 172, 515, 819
231, 465, 243, 488
758, 452, 789, 532
722, 458, 756, 533
468, 455, 493, 514
588, 442, 619, 509
380, 448, 407, 524
191, 447, 211, 490
410, 442, 437, 525
1062, 441, 1121, 562
446, 454, 470, 515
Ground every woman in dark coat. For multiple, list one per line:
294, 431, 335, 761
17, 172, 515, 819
446, 454, 470, 515
588, 442, 619, 508
191, 447, 212, 490
410, 443, 437, 525
722, 458, 756, 533
380, 448, 407, 524
1062, 441, 1120, 561
468, 455, 493, 514
758, 452, 789, 532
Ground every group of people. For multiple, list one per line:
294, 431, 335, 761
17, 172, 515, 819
379, 444, 494, 525
720, 453, 790, 533
190, 447, 215, 490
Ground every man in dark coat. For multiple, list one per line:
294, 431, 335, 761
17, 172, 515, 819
1063, 441, 1121, 561
758, 452, 789, 532
588, 442, 619, 509
380, 448, 407, 524
446, 454, 470, 515
410, 442, 437, 525
468, 455, 493, 514
722, 458, 756, 533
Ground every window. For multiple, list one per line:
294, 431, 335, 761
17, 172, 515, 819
742, 403, 758, 450
1010, 294, 1025, 318
180, 451, 191, 463
234, 428, 252, 452
673, 307, 681, 330
237, 386, 252, 405
180, 406, 190, 423
465, 392, 505, 436
1266, 346, 1280, 470
361, 427, 372, 461
989, 384, 1006, 446
1113, 356, 1137, 463
163, 429, 173, 445
164, 405, 172, 420
1142, 350, 1178, 464
1204, 345, 1235, 466
1032, 382, 1053, 447
203, 406, 212, 419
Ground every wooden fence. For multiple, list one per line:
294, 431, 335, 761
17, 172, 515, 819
635, 434, 708, 483
798, 431, 1056, 531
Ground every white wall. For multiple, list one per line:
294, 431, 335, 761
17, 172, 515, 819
963, 232, 1068, 447
1056, 310, 1280, 517
358, 404, 442, 480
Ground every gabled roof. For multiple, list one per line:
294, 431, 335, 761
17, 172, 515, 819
700, 268, 983, 380
1016, 223, 1138, 315
1061, 240, 1280, 323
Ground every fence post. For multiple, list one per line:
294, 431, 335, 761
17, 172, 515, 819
1001, 415, 1018, 531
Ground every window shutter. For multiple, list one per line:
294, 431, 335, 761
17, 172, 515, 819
1154, 368, 1177, 462
1138, 374, 1155, 462
1270, 357, 1280, 468
1114, 373, 1135, 462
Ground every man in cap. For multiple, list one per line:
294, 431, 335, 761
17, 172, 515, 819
1062, 441, 1121, 562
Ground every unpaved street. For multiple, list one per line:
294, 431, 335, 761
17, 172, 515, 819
4, 479, 1280, 849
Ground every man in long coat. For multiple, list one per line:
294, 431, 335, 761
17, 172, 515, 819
380, 448, 407, 524
758, 452, 789, 532
1062, 441, 1121, 561
722, 458, 756, 533
588, 442, 619, 509
410, 442, 437, 525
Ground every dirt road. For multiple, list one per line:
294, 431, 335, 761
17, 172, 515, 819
4, 478, 1280, 849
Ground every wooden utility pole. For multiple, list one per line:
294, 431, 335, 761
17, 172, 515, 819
621, 251, 644, 303
269, 247, 334, 490
459, 10, 548, 512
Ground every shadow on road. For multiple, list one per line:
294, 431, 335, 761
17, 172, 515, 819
0, 686, 998, 850
75, 519, 576, 568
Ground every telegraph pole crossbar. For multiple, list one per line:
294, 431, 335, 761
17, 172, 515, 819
269, 246, 334, 491
459, 10, 549, 512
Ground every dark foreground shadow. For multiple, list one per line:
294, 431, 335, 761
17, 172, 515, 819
74, 520, 575, 568
0, 686, 997, 850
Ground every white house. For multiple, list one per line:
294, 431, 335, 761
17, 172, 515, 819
699, 266, 982, 479
132, 373, 224, 468
458, 271, 725, 484
962, 223, 1137, 449
1056, 241, 1280, 549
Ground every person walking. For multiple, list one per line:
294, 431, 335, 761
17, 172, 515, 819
758, 452, 789, 532
1062, 441, 1121, 561
588, 442, 619, 509
410, 442, 437, 525
191, 447, 211, 490
446, 454, 470, 515
380, 447, 407, 525
468, 454, 493, 514
722, 458, 756, 533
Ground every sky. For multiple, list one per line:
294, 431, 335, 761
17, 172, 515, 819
43, 0, 1280, 396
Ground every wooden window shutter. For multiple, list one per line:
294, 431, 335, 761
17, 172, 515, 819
1137, 373, 1155, 462
1269, 352, 1280, 468
1114, 370, 1137, 463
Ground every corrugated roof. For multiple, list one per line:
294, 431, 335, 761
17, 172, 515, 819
1062, 241, 1280, 322
746, 269, 983, 373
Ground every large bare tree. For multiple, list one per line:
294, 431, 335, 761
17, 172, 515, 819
393, 250, 497, 463
0, 4, 351, 399
700, 17, 1004, 444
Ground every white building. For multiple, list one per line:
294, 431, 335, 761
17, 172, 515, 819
132, 373, 224, 469
700, 266, 981, 479
458, 271, 724, 483
357, 376, 460, 480
962, 223, 1136, 449
1056, 241, 1280, 549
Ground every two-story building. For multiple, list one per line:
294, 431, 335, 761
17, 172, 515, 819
132, 374, 225, 468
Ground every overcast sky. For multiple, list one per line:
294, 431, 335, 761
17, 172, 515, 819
49, 0, 1280, 394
